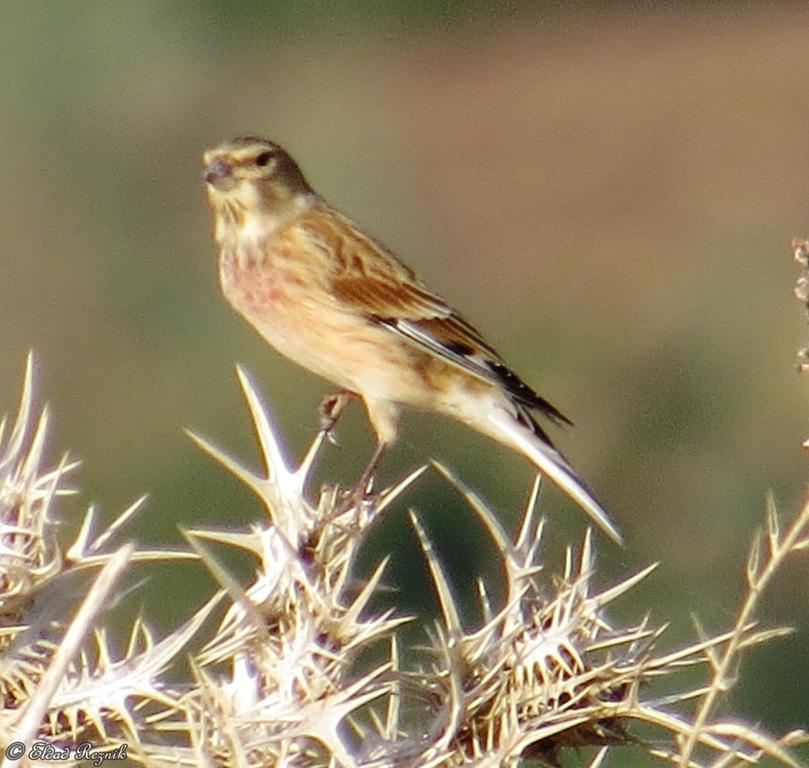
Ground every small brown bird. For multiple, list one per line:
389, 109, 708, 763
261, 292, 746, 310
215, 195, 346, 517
203, 137, 621, 543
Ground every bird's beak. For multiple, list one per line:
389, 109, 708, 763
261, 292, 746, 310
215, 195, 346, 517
204, 156, 235, 191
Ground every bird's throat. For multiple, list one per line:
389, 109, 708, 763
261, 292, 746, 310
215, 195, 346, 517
212, 189, 314, 251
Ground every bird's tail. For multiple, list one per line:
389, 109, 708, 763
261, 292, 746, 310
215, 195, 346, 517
484, 406, 623, 544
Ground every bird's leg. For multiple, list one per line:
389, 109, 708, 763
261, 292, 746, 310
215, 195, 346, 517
327, 396, 394, 516
318, 390, 356, 444
353, 442, 387, 498
346, 399, 397, 501
325, 442, 388, 526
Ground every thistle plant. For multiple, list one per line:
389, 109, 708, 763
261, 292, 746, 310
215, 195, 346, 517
3, 253, 809, 768
0, 355, 806, 768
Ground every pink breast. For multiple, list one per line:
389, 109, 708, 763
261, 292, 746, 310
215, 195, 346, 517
221, 249, 288, 310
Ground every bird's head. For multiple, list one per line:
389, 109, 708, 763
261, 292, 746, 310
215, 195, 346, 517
203, 137, 314, 239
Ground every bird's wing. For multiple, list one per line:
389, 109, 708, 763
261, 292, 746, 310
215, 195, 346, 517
329, 247, 571, 428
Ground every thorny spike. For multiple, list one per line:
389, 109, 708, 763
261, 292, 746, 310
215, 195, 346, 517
184, 530, 274, 646
1, 352, 35, 473
376, 463, 430, 514
339, 558, 390, 629
385, 636, 401, 741
515, 474, 544, 554
19, 405, 49, 480
431, 461, 517, 562
236, 364, 293, 484
90, 494, 149, 552
186, 428, 275, 514
585, 562, 659, 612
410, 512, 463, 640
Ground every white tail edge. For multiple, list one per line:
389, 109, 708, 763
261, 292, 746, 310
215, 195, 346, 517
486, 408, 623, 545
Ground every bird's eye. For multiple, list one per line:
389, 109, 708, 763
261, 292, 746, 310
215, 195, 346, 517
255, 151, 274, 167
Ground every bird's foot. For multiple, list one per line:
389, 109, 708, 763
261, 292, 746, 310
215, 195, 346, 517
353, 442, 387, 499
318, 391, 356, 445
329, 442, 388, 520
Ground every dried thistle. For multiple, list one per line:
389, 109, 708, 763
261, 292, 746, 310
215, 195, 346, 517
0, 357, 805, 767
0, 356, 208, 765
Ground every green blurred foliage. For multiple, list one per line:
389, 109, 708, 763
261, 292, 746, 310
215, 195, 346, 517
1, 1, 808, 755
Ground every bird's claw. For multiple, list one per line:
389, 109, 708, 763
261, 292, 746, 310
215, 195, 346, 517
319, 391, 354, 445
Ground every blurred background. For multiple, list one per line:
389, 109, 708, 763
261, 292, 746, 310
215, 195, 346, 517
1, 2, 808, 760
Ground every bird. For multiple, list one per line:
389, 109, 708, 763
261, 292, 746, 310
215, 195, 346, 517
202, 136, 621, 544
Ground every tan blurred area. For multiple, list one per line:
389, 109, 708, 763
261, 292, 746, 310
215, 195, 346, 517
1, 3, 807, 740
